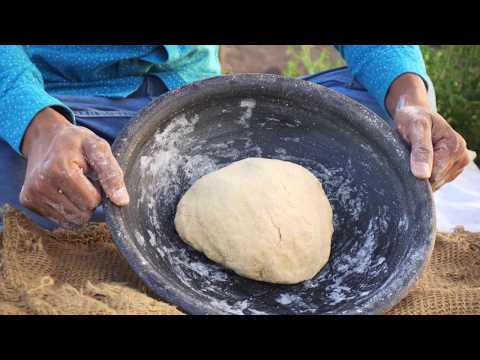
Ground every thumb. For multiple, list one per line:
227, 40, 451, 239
408, 120, 434, 179
83, 138, 130, 206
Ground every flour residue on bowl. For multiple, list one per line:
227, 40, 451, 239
275, 293, 314, 313
235, 99, 256, 128
276, 293, 301, 305
210, 299, 251, 315
326, 219, 388, 309
268, 214, 389, 312
138, 113, 208, 210
134, 230, 145, 247
169, 247, 272, 314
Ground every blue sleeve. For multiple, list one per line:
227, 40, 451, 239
334, 45, 430, 114
0, 45, 75, 154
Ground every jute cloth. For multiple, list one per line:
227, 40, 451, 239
0, 205, 479, 315
0, 205, 182, 315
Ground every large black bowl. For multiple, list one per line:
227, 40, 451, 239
105, 74, 436, 315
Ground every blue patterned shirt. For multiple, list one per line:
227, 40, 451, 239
0, 45, 428, 154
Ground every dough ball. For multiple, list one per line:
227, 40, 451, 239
174, 157, 333, 284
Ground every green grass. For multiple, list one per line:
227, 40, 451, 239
421, 45, 480, 162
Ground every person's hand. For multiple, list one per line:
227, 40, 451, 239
20, 107, 129, 227
394, 105, 469, 191
386, 74, 470, 191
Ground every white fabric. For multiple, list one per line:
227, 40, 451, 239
434, 151, 480, 232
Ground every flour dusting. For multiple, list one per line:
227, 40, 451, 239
276, 293, 300, 305
235, 99, 256, 128
134, 230, 145, 247
210, 299, 251, 315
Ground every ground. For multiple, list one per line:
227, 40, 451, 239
220, 45, 331, 75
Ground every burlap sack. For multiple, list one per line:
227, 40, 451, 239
387, 229, 480, 315
1, 204, 479, 315
0, 205, 182, 315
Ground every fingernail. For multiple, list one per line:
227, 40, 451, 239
412, 163, 431, 179
111, 187, 130, 206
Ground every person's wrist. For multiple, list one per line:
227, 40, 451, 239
22, 107, 73, 158
386, 73, 432, 118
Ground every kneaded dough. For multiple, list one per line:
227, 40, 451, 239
174, 157, 333, 284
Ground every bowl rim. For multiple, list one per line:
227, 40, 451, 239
105, 73, 436, 315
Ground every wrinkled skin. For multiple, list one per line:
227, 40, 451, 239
20, 108, 129, 228
394, 105, 470, 191
386, 74, 470, 191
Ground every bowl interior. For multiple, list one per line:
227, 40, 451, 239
105, 74, 435, 315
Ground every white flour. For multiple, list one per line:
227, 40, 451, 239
276, 293, 300, 305
235, 99, 256, 128
210, 299, 251, 315
134, 230, 145, 247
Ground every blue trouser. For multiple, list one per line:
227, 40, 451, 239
0, 67, 410, 229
